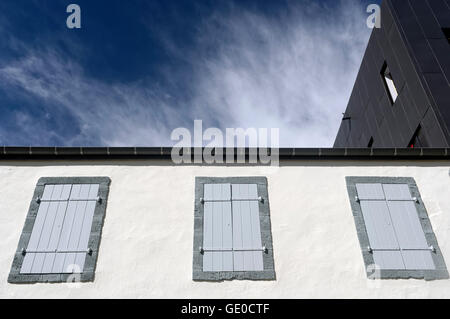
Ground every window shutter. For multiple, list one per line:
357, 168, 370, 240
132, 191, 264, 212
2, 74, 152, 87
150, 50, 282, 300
356, 182, 435, 270
231, 184, 263, 271
202, 182, 264, 272
21, 184, 99, 274
383, 184, 435, 270
232, 200, 263, 271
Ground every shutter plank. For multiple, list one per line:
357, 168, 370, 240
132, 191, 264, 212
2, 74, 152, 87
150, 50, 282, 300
252, 251, 264, 271
360, 201, 399, 249
47, 202, 68, 251
60, 185, 72, 200
41, 253, 56, 273
203, 202, 213, 250
212, 202, 224, 251
373, 251, 405, 269
70, 185, 82, 200
58, 201, 78, 251
27, 201, 51, 251
383, 184, 412, 200
20, 253, 36, 274
249, 201, 262, 249
77, 201, 96, 250
36, 201, 60, 251
211, 251, 223, 272
88, 184, 99, 200
233, 251, 244, 271
232, 184, 258, 200
78, 185, 91, 200
203, 252, 213, 272
242, 251, 254, 271
402, 250, 435, 270
67, 201, 88, 251
388, 201, 429, 249
204, 184, 230, 201
30, 253, 45, 273
63, 253, 77, 273
73, 253, 86, 273
41, 185, 55, 201
222, 251, 233, 271
356, 183, 385, 200
51, 253, 66, 273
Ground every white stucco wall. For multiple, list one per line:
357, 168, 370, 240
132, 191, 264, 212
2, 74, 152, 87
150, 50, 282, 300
0, 160, 449, 298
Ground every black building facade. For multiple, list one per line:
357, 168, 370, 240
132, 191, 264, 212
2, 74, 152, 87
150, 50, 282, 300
334, 0, 450, 148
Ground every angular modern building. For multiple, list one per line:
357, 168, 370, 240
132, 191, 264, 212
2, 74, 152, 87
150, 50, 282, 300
334, 0, 450, 148
0, 147, 450, 298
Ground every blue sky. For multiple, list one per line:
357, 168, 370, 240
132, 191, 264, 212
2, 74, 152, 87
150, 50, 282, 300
0, 0, 380, 147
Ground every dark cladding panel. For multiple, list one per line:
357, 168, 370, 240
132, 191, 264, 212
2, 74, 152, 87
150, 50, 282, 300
408, 0, 444, 39
421, 108, 448, 148
428, 38, 450, 85
390, 0, 425, 41
375, 27, 406, 93
380, 0, 395, 33
426, 0, 450, 28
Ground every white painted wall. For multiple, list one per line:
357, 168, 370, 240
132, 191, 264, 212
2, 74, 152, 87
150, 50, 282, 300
0, 160, 449, 299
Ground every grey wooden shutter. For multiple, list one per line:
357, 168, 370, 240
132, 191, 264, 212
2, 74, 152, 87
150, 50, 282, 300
202, 182, 264, 272
382, 184, 435, 270
356, 183, 435, 270
203, 184, 233, 271
21, 184, 99, 274
231, 184, 263, 271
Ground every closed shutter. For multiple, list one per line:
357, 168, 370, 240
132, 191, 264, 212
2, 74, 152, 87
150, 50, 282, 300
21, 184, 99, 274
383, 184, 435, 270
202, 183, 263, 272
356, 183, 435, 270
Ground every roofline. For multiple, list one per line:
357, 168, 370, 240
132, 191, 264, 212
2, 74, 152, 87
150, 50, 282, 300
0, 147, 449, 160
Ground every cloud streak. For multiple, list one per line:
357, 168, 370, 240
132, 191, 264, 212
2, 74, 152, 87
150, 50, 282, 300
0, 0, 371, 147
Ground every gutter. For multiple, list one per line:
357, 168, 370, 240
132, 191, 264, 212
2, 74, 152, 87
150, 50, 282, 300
0, 147, 449, 160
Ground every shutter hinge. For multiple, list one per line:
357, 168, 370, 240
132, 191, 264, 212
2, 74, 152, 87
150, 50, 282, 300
412, 197, 419, 204
200, 198, 205, 204
355, 196, 360, 203
199, 246, 204, 255
36, 197, 41, 204
429, 245, 436, 253
21, 248, 27, 256
258, 196, 264, 203
367, 246, 373, 254
262, 245, 268, 254
97, 196, 102, 204
87, 248, 93, 255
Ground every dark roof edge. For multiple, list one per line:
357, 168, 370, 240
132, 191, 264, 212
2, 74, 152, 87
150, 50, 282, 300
0, 147, 449, 160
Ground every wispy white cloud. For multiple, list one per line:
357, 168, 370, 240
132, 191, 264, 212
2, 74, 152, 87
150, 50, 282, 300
0, 0, 371, 147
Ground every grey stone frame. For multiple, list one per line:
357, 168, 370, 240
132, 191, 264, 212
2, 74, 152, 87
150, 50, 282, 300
193, 177, 276, 281
346, 176, 449, 281
8, 177, 111, 284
